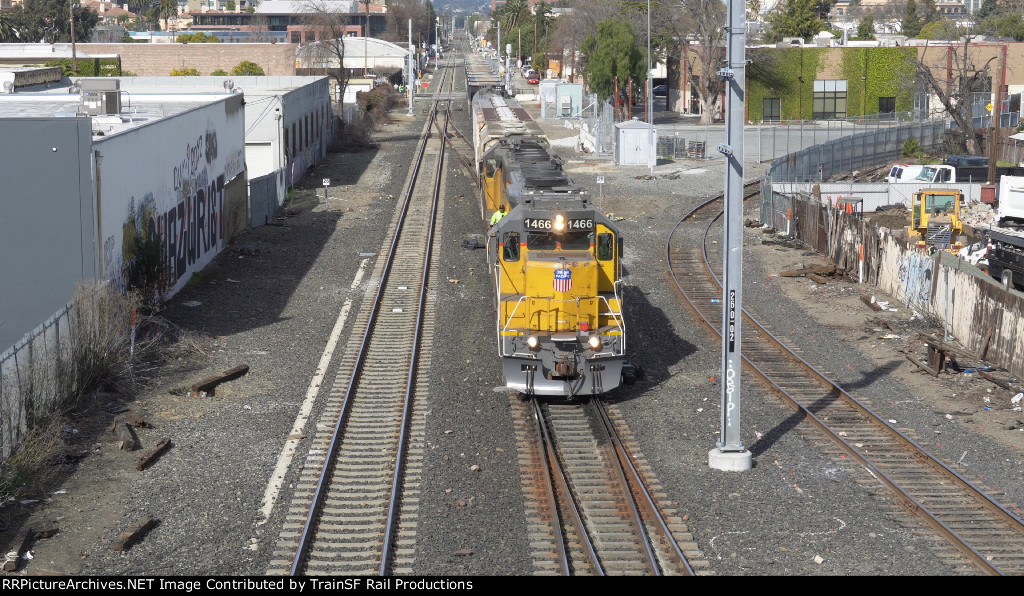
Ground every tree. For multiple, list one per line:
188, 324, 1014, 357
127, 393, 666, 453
210, 69, 229, 76
674, 0, 727, 123
913, 35, 997, 154
580, 19, 647, 119
177, 32, 221, 42
855, 14, 876, 40
296, 0, 353, 116
7, 0, 98, 45
0, 12, 16, 42
226, 0, 235, 11
917, 0, 940, 25
977, 13, 1024, 41
976, 0, 998, 20
231, 61, 265, 76
247, 13, 275, 43
901, 0, 922, 38
382, 0, 433, 45
763, 0, 827, 43
170, 67, 201, 75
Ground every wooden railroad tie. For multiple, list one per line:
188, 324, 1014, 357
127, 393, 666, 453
111, 517, 158, 552
136, 438, 171, 471
190, 364, 249, 397
1, 522, 58, 572
779, 264, 837, 278
860, 295, 884, 311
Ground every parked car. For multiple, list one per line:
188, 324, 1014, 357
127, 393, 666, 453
653, 84, 667, 97
527, 76, 540, 84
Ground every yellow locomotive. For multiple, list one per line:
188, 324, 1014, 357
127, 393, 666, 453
472, 91, 627, 397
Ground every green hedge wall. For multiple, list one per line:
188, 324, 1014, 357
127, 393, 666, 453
746, 47, 916, 121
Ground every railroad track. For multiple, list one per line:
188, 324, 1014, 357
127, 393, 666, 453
267, 61, 458, 576
666, 188, 1024, 575
510, 394, 707, 576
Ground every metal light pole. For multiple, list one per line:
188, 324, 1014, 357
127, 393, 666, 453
408, 19, 414, 115
709, 0, 752, 472
70, 0, 77, 72
647, 0, 653, 174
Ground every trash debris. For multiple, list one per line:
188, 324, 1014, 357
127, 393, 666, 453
1013, 393, 1023, 405
813, 555, 824, 564
878, 334, 902, 339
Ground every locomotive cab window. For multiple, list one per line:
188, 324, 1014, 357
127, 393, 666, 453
597, 233, 614, 261
502, 232, 521, 261
527, 231, 592, 251
485, 159, 497, 177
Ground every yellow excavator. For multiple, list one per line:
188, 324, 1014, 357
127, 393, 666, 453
907, 188, 967, 253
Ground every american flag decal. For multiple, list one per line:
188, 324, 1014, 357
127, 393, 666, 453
553, 267, 572, 292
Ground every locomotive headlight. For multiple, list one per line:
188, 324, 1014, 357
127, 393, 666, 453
553, 214, 566, 232
527, 335, 539, 349
587, 335, 601, 350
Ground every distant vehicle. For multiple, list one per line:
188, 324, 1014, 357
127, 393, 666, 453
653, 84, 667, 97
944, 155, 989, 167
527, 76, 539, 84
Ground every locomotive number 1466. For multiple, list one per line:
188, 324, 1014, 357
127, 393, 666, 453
523, 217, 594, 231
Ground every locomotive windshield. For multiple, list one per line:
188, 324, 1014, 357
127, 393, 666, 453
527, 231, 593, 251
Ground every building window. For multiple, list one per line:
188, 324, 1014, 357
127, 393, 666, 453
763, 98, 781, 122
878, 96, 896, 120
812, 79, 847, 120
291, 31, 301, 43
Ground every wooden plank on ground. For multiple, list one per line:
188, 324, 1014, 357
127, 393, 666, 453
806, 273, 829, 284
906, 354, 940, 377
112, 418, 137, 451
860, 295, 884, 311
2, 524, 35, 571
111, 516, 158, 552
190, 365, 249, 396
779, 264, 836, 277
136, 438, 171, 471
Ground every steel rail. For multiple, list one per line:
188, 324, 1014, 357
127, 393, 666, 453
666, 191, 1024, 575
593, 400, 696, 576
289, 63, 454, 576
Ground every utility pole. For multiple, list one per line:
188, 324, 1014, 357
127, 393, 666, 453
647, 0, 653, 174
364, 0, 369, 78
709, 0, 752, 472
70, 0, 77, 72
408, 19, 414, 115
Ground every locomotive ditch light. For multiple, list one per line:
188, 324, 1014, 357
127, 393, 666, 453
527, 335, 540, 349
554, 214, 566, 232
587, 335, 601, 350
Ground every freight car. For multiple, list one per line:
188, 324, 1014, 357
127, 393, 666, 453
471, 90, 630, 397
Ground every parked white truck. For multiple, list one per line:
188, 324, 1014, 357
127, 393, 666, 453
979, 176, 1024, 289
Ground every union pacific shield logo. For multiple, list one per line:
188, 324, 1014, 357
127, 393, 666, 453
553, 267, 572, 292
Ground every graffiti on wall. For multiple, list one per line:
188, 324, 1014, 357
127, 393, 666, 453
898, 251, 933, 310
106, 128, 228, 295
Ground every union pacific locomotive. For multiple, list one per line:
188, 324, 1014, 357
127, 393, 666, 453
471, 90, 628, 397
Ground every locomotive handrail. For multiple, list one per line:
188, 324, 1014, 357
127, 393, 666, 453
499, 295, 625, 358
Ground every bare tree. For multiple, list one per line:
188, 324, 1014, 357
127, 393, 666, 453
296, 0, 352, 112
914, 35, 997, 154
383, 0, 430, 43
674, 0, 727, 124
247, 13, 274, 44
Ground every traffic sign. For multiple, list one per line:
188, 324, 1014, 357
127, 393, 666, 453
323, 178, 330, 186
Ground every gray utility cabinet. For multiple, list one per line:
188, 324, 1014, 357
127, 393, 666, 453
614, 118, 657, 166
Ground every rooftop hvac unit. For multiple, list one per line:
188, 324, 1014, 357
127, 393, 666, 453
80, 79, 121, 116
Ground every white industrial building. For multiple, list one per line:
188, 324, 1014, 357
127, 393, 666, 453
110, 76, 333, 223
0, 72, 332, 356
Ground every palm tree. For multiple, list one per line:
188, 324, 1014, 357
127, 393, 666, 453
0, 12, 15, 42
499, 0, 529, 33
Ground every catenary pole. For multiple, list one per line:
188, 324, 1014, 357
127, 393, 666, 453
709, 0, 752, 472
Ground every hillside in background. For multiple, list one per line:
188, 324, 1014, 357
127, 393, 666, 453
435, 0, 491, 14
